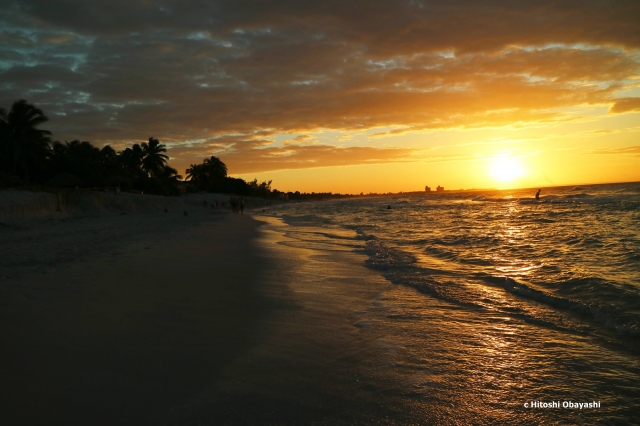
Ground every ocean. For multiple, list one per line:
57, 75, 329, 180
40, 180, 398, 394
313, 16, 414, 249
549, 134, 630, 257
260, 181, 640, 424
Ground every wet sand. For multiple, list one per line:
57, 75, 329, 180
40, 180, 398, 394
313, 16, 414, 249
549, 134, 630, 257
0, 197, 418, 425
162, 217, 417, 425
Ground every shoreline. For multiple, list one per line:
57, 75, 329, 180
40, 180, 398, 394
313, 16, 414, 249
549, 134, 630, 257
4, 188, 639, 424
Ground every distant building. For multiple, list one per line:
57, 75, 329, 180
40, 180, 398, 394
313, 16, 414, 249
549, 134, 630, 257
436, 185, 444, 192
425, 185, 431, 192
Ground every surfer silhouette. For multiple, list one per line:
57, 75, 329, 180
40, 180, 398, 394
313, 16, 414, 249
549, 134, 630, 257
535, 189, 541, 200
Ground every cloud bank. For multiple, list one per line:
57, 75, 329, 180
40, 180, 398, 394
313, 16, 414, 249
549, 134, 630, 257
1, 0, 639, 174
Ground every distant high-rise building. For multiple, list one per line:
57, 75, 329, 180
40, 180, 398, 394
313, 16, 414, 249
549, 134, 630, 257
437, 185, 444, 192
425, 185, 431, 192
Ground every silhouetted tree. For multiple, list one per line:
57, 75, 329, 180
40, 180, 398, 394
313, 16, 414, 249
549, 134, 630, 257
184, 163, 200, 180
185, 156, 227, 191
0, 99, 52, 181
248, 178, 272, 197
185, 163, 206, 190
141, 137, 168, 177
0, 99, 277, 197
158, 164, 181, 184
100, 145, 119, 177
119, 144, 144, 177
211, 177, 253, 195
49, 140, 102, 185
203, 156, 227, 181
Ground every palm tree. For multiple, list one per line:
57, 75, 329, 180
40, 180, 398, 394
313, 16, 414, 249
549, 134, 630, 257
0, 100, 52, 181
48, 140, 123, 186
185, 156, 227, 191
100, 145, 117, 164
185, 163, 208, 190
159, 165, 182, 184
141, 137, 168, 177
118, 143, 144, 177
185, 163, 203, 181
203, 156, 227, 181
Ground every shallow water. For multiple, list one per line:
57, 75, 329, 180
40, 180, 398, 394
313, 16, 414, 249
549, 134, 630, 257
262, 182, 640, 424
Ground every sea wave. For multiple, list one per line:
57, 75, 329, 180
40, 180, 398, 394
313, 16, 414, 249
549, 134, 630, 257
361, 236, 640, 336
280, 214, 332, 226
268, 182, 640, 346
499, 277, 640, 336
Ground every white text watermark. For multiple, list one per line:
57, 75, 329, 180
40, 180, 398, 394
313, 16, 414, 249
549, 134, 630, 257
524, 401, 601, 409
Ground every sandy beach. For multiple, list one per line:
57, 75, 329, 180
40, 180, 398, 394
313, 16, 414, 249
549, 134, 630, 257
0, 191, 413, 425
4, 188, 639, 425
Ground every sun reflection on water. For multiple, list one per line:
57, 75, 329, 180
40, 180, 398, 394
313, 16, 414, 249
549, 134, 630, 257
265, 182, 640, 423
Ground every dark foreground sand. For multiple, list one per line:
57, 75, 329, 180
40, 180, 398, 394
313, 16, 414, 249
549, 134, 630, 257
1, 213, 274, 424
0, 199, 420, 425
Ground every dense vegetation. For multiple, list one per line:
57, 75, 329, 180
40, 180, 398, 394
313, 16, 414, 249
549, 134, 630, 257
0, 99, 280, 197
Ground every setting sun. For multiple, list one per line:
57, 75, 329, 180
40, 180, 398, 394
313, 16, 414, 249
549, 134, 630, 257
488, 156, 526, 183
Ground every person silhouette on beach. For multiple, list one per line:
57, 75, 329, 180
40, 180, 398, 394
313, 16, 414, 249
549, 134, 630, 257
535, 189, 541, 200
240, 197, 245, 214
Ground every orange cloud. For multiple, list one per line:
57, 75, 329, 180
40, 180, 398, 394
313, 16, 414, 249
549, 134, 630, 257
224, 145, 418, 174
1, 0, 640, 175
165, 141, 419, 175
590, 145, 640, 156
610, 98, 640, 114
282, 134, 313, 146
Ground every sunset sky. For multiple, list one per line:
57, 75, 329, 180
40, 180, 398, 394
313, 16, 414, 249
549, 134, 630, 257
1, 0, 639, 193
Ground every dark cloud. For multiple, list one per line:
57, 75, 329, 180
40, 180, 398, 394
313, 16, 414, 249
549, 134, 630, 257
11, 1, 640, 50
1, 0, 639, 173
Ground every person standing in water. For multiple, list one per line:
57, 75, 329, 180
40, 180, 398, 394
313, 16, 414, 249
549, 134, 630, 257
535, 189, 541, 200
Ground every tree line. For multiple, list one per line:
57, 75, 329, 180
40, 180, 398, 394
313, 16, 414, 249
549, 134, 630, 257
0, 99, 279, 197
